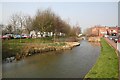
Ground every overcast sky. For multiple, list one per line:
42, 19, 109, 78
0, 1, 119, 31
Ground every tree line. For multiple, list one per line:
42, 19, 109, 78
2, 8, 81, 36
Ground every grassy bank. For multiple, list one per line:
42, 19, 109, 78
2, 37, 62, 59
85, 38, 119, 78
2, 37, 79, 60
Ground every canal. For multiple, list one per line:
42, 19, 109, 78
3, 40, 100, 78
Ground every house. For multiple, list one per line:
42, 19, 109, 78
108, 27, 118, 35
91, 26, 108, 37
37, 31, 41, 38
91, 26, 119, 37
30, 30, 37, 38
29, 30, 66, 38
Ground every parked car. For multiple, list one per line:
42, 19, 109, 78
14, 35, 22, 39
6, 34, 14, 39
111, 33, 117, 36
112, 36, 118, 43
21, 34, 31, 39
2, 35, 10, 39
118, 35, 120, 43
113, 35, 120, 43
109, 36, 115, 40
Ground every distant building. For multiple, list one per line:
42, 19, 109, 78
108, 27, 118, 35
91, 26, 119, 37
29, 30, 66, 38
91, 26, 108, 37
30, 30, 37, 38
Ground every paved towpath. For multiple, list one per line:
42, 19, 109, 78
104, 38, 117, 49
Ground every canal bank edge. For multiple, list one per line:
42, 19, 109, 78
84, 38, 119, 79
5, 42, 80, 62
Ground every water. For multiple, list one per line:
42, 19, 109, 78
2, 40, 100, 78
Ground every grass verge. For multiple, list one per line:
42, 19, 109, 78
2, 38, 66, 59
85, 38, 119, 78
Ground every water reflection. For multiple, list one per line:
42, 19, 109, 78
89, 42, 101, 47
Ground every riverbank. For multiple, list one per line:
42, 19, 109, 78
17, 42, 80, 60
88, 37, 100, 42
85, 38, 119, 78
2, 37, 80, 62
3, 40, 100, 78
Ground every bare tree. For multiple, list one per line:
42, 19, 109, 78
83, 27, 92, 36
17, 13, 27, 34
10, 13, 26, 34
24, 16, 33, 34
32, 8, 56, 32
6, 24, 13, 34
8, 8, 78, 37
10, 14, 19, 34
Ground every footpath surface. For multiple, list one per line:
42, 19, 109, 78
104, 38, 120, 80
104, 38, 117, 49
